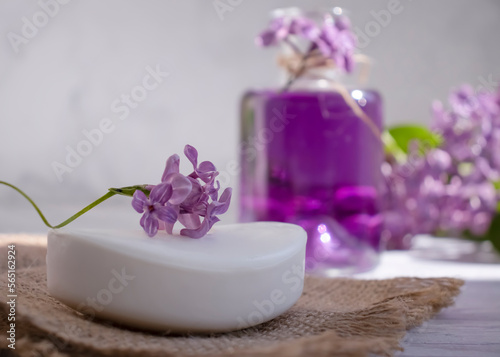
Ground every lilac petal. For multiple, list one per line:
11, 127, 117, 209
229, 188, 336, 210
149, 182, 173, 205
211, 187, 232, 216
184, 145, 198, 170
156, 205, 178, 224
208, 201, 224, 217
161, 154, 180, 182
181, 177, 203, 208
255, 29, 277, 47
449, 85, 477, 117
317, 25, 337, 58
269, 17, 286, 31
320, 22, 339, 47
198, 161, 217, 174
140, 213, 159, 237
207, 216, 221, 230
275, 25, 290, 41
188, 171, 200, 180
477, 91, 500, 116
199, 172, 217, 184
268, 17, 289, 41
334, 16, 351, 31
180, 218, 210, 239
255, 17, 285, 47
164, 173, 192, 205
197, 164, 218, 183
193, 200, 209, 216
316, 22, 356, 73
165, 222, 175, 235
178, 213, 201, 229
289, 17, 320, 41
316, 38, 333, 58
206, 179, 220, 201
131, 190, 148, 213
470, 212, 492, 236
301, 23, 321, 41
219, 186, 232, 202
427, 149, 452, 172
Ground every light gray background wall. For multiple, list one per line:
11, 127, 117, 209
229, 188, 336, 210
1, 0, 499, 232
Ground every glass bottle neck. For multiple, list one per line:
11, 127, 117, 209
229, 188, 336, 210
281, 68, 359, 91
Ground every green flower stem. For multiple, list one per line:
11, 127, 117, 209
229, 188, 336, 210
51, 191, 117, 228
109, 185, 149, 197
0, 180, 117, 229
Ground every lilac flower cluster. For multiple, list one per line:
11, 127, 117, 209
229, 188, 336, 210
255, 9, 357, 73
132, 145, 232, 238
383, 85, 500, 249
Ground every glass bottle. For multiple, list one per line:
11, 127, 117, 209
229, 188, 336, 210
240, 8, 384, 275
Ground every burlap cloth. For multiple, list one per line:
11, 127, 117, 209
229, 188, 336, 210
0, 235, 463, 357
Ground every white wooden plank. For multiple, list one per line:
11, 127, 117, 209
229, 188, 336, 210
399, 281, 500, 356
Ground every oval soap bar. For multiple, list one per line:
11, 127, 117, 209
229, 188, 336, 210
46, 222, 307, 332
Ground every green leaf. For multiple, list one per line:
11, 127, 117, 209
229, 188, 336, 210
493, 182, 500, 213
387, 125, 442, 154
381, 130, 407, 163
486, 213, 500, 253
469, 212, 500, 253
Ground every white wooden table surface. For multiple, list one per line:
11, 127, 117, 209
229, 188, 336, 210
397, 280, 500, 357
359, 237, 500, 357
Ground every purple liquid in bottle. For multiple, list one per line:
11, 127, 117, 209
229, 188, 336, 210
240, 89, 384, 272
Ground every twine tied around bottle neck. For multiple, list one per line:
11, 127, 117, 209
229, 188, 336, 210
277, 51, 382, 140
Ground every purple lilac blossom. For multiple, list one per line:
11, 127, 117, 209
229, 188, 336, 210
132, 145, 232, 238
383, 85, 500, 249
255, 9, 357, 73
131, 183, 179, 237
316, 15, 356, 72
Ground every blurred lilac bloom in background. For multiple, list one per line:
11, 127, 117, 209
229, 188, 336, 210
255, 9, 357, 73
383, 85, 500, 249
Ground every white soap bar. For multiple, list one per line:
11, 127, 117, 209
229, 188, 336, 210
46, 222, 306, 333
